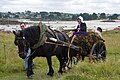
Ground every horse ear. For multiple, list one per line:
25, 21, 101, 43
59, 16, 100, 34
13, 31, 16, 35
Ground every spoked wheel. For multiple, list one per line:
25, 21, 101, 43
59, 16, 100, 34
89, 41, 106, 62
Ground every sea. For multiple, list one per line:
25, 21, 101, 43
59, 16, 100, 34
0, 20, 120, 32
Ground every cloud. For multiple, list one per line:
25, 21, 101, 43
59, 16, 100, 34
0, 0, 120, 14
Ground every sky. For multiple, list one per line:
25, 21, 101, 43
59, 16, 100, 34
0, 0, 120, 14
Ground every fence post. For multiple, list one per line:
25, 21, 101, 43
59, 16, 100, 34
4, 44, 6, 64
114, 52, 119, 62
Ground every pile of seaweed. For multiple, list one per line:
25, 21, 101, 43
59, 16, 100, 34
72, 32, 101, 54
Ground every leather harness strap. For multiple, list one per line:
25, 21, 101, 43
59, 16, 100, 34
31, 23, 47, 49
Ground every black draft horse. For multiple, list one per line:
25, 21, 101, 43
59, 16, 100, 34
13, 25, 69, 78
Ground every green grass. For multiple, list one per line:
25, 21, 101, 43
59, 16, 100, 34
0, 30, 120, 80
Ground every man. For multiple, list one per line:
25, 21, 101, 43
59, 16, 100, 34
96, 27, 103, 39
20, 22, 26, 30
20, 22, 34, 70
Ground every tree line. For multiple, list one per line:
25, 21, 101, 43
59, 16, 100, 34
0, 11, 120, 21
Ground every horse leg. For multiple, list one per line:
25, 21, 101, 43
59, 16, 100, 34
69, 56, 73, 68
74, 57, 78, 65
27, 57, 34, 78
65, 56, 72, 70
46, 56, 54, 76
81, 56, 85, 62
56, 55, 64, 74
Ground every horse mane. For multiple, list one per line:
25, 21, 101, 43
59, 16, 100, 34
22, 26, 40, 47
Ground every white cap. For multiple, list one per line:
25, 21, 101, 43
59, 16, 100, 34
77, 16, 83, 22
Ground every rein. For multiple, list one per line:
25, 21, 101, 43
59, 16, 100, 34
45, 41, 68, 47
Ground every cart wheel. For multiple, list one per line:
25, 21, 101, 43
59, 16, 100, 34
89, 41, 106, 62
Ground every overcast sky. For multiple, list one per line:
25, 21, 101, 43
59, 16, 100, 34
0, 0, 120, 14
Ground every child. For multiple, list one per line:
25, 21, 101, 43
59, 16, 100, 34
71, 16, 87, 43
96, 27, 103, 39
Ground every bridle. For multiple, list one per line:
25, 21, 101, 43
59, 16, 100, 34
16, 36, 38, 58
17, 36, 29, 56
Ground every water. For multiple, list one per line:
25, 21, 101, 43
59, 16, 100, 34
0, 20, 120, 32
31, 20, 120, 31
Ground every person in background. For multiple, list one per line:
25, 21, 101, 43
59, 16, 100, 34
20, 22, 34, 70
96, 27, 103, 39
71, 16, 87, 43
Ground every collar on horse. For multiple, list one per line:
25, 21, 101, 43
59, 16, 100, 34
31, 23, 47, 49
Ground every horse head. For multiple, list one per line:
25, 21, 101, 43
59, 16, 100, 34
13, 30, 29, 59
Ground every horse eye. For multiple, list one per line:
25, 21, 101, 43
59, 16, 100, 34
16, 40, 18, 44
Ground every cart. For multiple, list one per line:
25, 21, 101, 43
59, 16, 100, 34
69, 32, 106, 63
46, 31, 106, 64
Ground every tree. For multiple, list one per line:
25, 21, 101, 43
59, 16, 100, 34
81, 13, 92, 20
25, 10, 31, 14
8, 11, 12, 15
14, 15, 19, 18
99, 13, 106, 19
0, 12, 2, 18
48, 15, 54, 20
72, 15, 78, 20
40, 12, 48, 20
108, 14, 119, 20
92, 13, 98, 20
55, 12, 62, 20
55, 12, 61, 17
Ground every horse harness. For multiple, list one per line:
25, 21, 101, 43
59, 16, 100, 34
31, 24, 47, 49
31, 24, 66, 53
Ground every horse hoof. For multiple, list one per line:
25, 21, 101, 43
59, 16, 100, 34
74, 62, 78, 65
27, 72, 34, 79
67, 66, 72, 69
27, 75, 33, 79
58, 71, 63, 74
47, 73, 53, 77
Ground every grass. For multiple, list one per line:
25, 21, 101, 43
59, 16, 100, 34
0, 30, 120, 80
